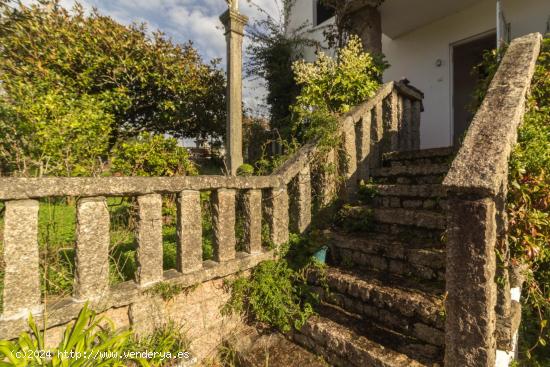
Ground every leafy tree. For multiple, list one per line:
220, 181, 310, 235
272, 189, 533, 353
0, 0, 225, 175
245, 0, 317, 137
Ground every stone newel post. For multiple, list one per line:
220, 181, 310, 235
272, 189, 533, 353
220, 1, 248, 175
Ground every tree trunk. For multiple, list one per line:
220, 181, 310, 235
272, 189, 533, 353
349, 5, 382, 55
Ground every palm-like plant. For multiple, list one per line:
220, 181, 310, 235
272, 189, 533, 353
0, 304, 149, 367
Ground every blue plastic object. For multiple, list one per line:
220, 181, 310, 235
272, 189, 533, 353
313, 246, 329, 264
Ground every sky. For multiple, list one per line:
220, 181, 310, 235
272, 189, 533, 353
41, 0, 288, 113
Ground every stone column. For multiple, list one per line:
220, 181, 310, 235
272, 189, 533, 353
220, 3, 248, 175
267, 186, 289, 247
357, 108, 372, 182
342, 116, 358, 200
445, 194, 498, 367
242, 189, 262, 254
177, 190, 203, 273
291, 165, 312, 234
74, 197, 110, 301
136, 194, 164, 287
212, 189, 237, 262
400, 97, 412, 151
348, 4, 382, 55
2, 200, 40, 316
411, 100, 422, 150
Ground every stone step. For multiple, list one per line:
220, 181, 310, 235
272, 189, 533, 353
371, 164, 450, 185
293, 309, 433, 367
327, 231, 445, 282
237, 331, 329, 367
307, 267, 445, 347
382, 147, 456, 167
373, 207, 446, 229
369, 184, 447, 199
336, 206, 446, 231
361, 184, 448, 212
314, 303, 444, 364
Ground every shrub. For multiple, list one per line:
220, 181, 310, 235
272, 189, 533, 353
110, 132, 197, 177
291, 35, 383, 118
222, 234, 326, 333
0, 304, 145, 366
0, 90, 112, 176
507, 36, 550, 363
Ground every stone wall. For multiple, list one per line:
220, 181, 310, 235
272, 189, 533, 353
40, 277, 242, 362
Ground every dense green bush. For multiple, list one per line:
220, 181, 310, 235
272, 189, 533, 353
111, 132, 197, 177
508, 36, 550, 364
0, 0, 224, 177
291, 35, 383, 118
222, 234, 327, 333
0, 90, 113, 176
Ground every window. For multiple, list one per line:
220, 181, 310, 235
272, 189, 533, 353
315, 1, 334, 26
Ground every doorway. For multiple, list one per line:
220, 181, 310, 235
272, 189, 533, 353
452, 32, 496, 146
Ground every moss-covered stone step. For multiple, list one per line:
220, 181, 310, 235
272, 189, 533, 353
237, 331, 329, 367
294, 315, 429, 367
371, 164, 450, 185
327, 231, 445, 281
336, 206, 446, 231
363, 184, 448, 212
382, 147, 456, 167
307, 267, 445, 346
311, 303, 444, 364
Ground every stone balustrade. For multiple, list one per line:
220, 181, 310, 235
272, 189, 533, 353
0, 80, 422, 340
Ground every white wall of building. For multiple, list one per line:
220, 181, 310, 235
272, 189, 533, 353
383, 0, 549, 148
288, 0, 550, 149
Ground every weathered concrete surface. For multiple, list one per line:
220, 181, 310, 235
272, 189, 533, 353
290, 165, 312, 233
348, 3, 383, 55
2, 200, 41, 317
0, 175, 280, 200
177, 190, 203, 273
242, 189, 262, 254
444, 33, 542, 196
136, 194, 164, 286
372, 207, 446, 229
267, 186, 289, 247
445, 196, 497, 367
356, 108, 372, 182
212, 189, 237, 262
220, 9, 248, 175
74, 197, 110, 300
296, 313, 426, 367
342, 116, 359, 200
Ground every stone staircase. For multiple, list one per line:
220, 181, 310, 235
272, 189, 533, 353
291, 147, 455, 367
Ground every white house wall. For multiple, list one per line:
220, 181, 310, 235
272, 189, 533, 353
288, 0, 549, 149
383, 0, 549, 148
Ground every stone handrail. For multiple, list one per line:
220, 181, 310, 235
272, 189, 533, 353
444, 33, 542, 196
0, 80, 422, 339
442, 33, 542, 367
